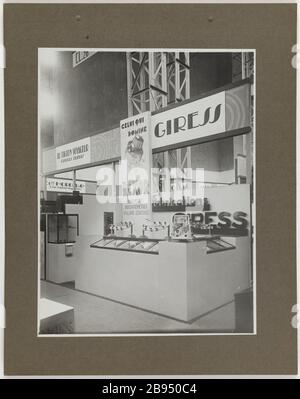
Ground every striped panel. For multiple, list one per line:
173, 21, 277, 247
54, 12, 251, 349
91, 127, 120, 163
225, 84, 251, 131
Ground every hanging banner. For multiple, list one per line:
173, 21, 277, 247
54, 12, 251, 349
55, 137, 91, 170
151, 91, 226, 149
120, 111, 152, 234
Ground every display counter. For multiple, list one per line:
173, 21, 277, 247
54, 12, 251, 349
74, 234, 250, 322
90, 236, 160, 255
91, 235, 236, 255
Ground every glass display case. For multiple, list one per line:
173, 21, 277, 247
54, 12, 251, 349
47, 214, 79, 244
90, 237, 160, 255
206, 237, 236, 254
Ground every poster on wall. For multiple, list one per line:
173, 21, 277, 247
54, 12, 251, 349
120, 111, 152, 232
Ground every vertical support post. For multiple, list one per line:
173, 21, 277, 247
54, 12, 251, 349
139, 52, 146, 113
186, 146, 192, 169
176, 148, 182, 170
232, 51, 254, 184
241, 52, 246, 80
41, 175, 47, 200
126, 53, 134, 117
184, 52, 190, 99
175, 51, 180, 102
126, 51, 191, 209
161, 52, 168, 108
176, 148, 182, 202
72, 169, 76, 192
164, 150, 170, 203
148, 52, 155, 111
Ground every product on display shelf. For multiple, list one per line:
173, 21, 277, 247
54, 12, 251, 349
108, 221, 134, 237
141, 220, 170, 238
170, 212, 192, 240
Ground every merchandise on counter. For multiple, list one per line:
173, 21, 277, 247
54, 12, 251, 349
170, 212, 192, 240
142, 220, 170, 238
108, 221, 134, 237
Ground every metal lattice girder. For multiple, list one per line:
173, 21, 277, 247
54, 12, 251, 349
148, 52, 168, 111
243, 52, 254, 80
126, 52, 190, 115
232, 51, 254, 185
166, 52, 190, 104
126, 51, 192, 198
126, 52, 168, 115
232, 52, 254, 81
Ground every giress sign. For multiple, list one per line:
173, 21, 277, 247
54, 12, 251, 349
190, 211, 248, 236
151, 91, 226, 149
191, 211, 248, 229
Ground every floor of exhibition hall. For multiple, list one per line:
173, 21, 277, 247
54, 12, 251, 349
40, 280, 236, 334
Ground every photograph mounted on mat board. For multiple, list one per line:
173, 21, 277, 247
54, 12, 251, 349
38, 48, 255, 336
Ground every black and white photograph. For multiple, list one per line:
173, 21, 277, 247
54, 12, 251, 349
38, 49, 255, 335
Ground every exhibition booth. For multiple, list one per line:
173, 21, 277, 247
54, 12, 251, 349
40, 78, 253, 325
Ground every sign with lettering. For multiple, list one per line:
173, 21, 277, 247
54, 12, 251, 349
120, 111, 152, 234
56, 137, 91, 170
151, 91, 226, 149
190, 185, 251, 236
46, 178, 86, 193
190, 210, 249, 236
72, 51, 96, 67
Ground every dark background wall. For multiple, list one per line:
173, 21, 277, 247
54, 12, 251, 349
40, 52, 233, 149
190, 53, 233, 96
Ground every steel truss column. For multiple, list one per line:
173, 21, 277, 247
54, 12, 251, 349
232, 52, 254, 185
232, 52, 254, 82
72, 170, 76, 192
166, 52, 190, 104
148, 52, 168, 111
127, 52, 168, 116
126, 51, 191, 205
127, 51, 190, 115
